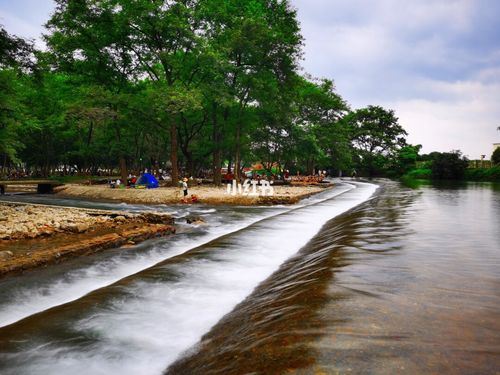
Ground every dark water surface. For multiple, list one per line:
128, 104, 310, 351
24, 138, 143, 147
0, 181, 498, 374
167, 181, 500, 374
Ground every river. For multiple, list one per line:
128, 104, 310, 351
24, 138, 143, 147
0, 180, 498, 374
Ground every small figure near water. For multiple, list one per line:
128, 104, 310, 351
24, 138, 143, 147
181, 177, 189, 203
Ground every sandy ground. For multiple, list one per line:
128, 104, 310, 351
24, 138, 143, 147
56, 183, 333, 205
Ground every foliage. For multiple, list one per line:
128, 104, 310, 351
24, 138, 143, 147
406, 168, 432, 179
464, 166, 500, 182
430, 151, 469, 180
492, 147, 500, 166
0, 2, 414, 181
344, 105, 407, 176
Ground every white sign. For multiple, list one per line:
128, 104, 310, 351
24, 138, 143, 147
226, 179, 274, 196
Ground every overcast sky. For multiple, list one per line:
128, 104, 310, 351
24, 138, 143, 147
1, 0, 499, 159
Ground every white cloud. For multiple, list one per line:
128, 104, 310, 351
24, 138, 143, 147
0, 0, 54, 49
0, 9, 38, 37
291, 0, 500, 158
391, 79, 500, 159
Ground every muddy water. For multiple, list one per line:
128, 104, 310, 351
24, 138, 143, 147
166, 181, 500, 374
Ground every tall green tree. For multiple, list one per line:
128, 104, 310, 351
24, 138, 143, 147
0, 26, 34, 172
346, 105, 407, 176
202, 0, 303, 180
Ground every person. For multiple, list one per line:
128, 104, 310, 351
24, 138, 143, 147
181, 177, 188, 203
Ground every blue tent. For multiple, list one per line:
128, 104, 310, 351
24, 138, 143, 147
137, 173, 159, 188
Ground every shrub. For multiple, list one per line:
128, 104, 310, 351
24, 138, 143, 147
492, 148, 500, 166
406, 168, 431, 179
465, 166, 500, 181
431, 151, 468, 180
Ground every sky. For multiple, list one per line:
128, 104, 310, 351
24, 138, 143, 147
1, 0, 499, 159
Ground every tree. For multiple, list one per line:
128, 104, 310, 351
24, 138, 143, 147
346, 105, 407, 176
491, 147, 500, 166
430, 151, 468, 180
202, 0, 303, 180
0, 26, 34, 70
0, 26, 34, 172
393, 144, 422, 176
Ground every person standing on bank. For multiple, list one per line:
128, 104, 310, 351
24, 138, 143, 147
182, 177, 189, 203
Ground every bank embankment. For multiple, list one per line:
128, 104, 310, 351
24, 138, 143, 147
0, 202, 175, 277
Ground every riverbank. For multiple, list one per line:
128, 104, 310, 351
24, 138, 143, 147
55, 183, 332, 205
0, 202, 175, 277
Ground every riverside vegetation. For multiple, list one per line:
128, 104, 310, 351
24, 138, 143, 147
1, 0, 411, 182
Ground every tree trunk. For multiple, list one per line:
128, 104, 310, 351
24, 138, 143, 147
170, 119, 179, 186
212, 102, 222, 185
234, 123, 241, 182
119, 156, 128, 183
227, 156, 232, 175
1, 154, 6, 176
186, 151, 194, 178
113, 125, 128, 182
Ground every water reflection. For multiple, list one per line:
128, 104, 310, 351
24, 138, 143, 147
167, 180, 500, 374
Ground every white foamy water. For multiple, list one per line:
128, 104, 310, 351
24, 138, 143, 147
2, 182, 376, 375
0, 184, 350, 327
0, 211, 272, 328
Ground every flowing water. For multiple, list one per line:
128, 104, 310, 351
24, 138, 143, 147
0, 181, 499, 374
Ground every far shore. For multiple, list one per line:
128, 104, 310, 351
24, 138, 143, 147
54, 182, 333, 205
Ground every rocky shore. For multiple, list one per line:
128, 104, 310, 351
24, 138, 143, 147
0, 202, 175, 277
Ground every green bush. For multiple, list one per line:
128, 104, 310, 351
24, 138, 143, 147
492, 148, 500, 166
431, 151, 468, 179
406, 168, 431, 179
465, 166, 500, 181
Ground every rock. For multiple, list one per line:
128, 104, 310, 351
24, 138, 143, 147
75, 224, 89, 233
0, 250, 14, 259
114, 215, 127, 222
40, 228, 55, 236
186, 215, 206, 225
60, 223, 75, 232
61, 223, 89, 233
140, 213, 174, 224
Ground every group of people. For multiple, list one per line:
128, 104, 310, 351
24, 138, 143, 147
109, 175, 138, 188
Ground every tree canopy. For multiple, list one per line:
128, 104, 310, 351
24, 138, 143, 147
0, 2, 411, 181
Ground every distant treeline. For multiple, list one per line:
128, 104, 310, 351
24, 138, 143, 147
405, 149, 500, 182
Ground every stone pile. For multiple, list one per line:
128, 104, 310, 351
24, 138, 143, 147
0, 204, 117, 240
